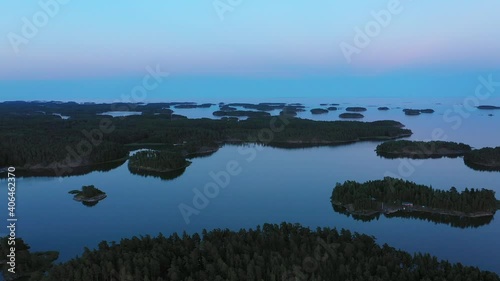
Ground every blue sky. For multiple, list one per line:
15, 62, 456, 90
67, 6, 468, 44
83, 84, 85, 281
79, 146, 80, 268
1, 1, 499, 101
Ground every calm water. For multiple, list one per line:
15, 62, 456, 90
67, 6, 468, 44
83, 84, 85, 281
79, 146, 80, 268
1, 98, 500, 273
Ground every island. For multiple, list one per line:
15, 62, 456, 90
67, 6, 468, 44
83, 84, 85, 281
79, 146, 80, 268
279, 109, 298, 117
0, 102, 413, 177
345, 107, 367, 112
174, 103, 213, 109
310, 108, 329, 114
226, 102, 288, 111
376, 140, 472, 159
219, 104, 237, 111
331, 177, 499, 222
213, 110, 271, 118
68, 185, 107, 206
464, 146, 500, 171
40, 223, 499, 281
478, 105, 500, 110
327, 106, 338, 111
403, 108, 435, 115
378, 106, 389, 111
339, 113, 364, 119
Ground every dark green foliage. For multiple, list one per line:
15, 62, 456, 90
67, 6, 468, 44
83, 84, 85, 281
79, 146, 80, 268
0, 103, 413, 176
376, 140, 472, 158
226, 103, 287, 111
42, 223, 499, 281
345, 107, 367, 112
0, 113, 129, 169
310, 108, 328, 114
128, 150, 190, 172
70, 185, 105, 198
403, 108, 434, 115
174, 103, 213, 109
464, 147, 500, 171
339, 113, 364, 119
212, 110, 271, 117
331, 177, 498, 214
477, 105, 500, 110
0, 238, 59, 281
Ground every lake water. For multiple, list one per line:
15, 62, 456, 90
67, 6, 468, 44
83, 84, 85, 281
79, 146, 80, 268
1, 98, 500, 274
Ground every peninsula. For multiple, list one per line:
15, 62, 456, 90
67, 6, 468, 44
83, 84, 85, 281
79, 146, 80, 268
128, 150, 191, 173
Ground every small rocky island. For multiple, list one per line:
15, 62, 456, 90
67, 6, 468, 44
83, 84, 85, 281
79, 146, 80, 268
464, 146, 500, 171
378, 106, 390, 111
69, 185, 107, 205
376, 140, 472, 159
331, 177, 499, 220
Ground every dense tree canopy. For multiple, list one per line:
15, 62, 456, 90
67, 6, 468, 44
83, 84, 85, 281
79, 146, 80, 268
38, 223, 499, 281
331, 177, 498, 214
128, 150, 191, 172
69, 185, 106, 199
376, 140, 472, 159
464, 147, 500, 171
0, 238, 58, 281
0, 102, 413, 177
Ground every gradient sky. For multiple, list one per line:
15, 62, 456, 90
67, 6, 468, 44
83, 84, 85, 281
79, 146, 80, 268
1, 1, 500, 101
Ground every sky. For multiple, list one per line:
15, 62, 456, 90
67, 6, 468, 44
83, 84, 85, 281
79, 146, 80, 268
0, 1, 499, 101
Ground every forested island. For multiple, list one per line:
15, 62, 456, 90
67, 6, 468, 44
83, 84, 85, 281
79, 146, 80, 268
212, 110, 271, 118
128, 150, 191, 173
478, 105, 500, 110
331, 177, 499, 219
376, 140, 472, 159
19, 223, 496, 281
378, 106, 390, 111
174, 103, 213, 109
68, 185, 107, 206
310, 108, 329, 114
0, 102, 413, 176
403, 108, 435, 115
339, 113, 364, 119
345, 107, 367, 112
464, 146, 500, 171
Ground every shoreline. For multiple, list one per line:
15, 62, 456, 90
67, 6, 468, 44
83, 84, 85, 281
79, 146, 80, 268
332, 202, 496, 218
3, 130, 411, 177
128, 162, 191, 173
74, 193, 108, 203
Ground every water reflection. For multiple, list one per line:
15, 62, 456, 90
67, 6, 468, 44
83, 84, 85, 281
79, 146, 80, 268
128, 166, 187, 181
332, 205, 495, 229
